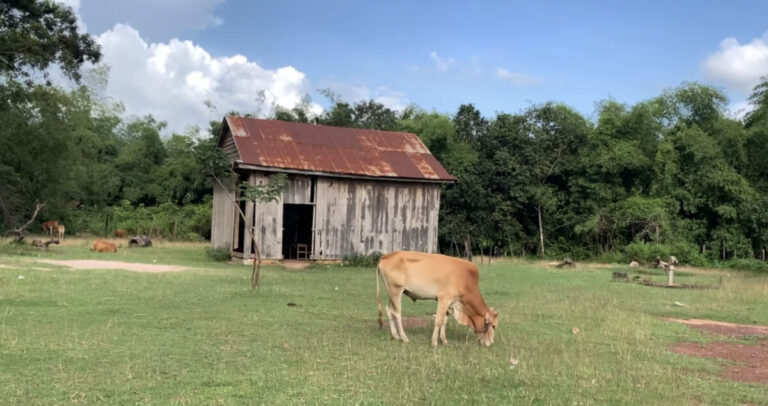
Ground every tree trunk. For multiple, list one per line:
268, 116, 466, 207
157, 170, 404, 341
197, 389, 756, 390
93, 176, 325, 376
251, 229, 262, 288
11, 202, 44, 243
667, 269, 674, 286
173, 219, 178, 240
702, 244, 706, 255
762, 247, 765, 261
464, 237, 472, 262
722, 240, 726, 261
213, 175, 264, 289
537, 204, 545, 256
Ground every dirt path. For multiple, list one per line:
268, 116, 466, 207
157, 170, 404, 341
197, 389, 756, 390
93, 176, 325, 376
666, 318, 768, 385
37, 259, 186, 273
663, 318, 768, 337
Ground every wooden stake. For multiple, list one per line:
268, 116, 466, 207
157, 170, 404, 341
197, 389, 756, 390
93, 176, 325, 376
722, 240, 726, 261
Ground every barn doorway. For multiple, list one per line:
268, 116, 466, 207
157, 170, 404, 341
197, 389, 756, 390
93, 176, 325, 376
232, 171, 249, 254
282, 204, 313, 259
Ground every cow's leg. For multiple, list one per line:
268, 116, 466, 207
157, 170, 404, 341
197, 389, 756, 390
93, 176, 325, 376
439, 314, 449, 345
385, 301, 400, 340
387, 288, 409, 343
431, 299, 451, 348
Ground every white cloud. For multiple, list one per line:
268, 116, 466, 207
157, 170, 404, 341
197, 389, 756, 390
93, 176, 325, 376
726, 100, 755, 120
702, 33, 768, 93
316, 81, 409, 111
495, 68, 542, 86
96, 24, 320, 133
429, 51, 454, 72
53, 0, 86, 31
56, 0, 80, 12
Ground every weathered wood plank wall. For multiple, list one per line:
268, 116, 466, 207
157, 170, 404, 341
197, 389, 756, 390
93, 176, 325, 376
219, 129, 240, 161
247, 172, 283, 259
210, 182, 235, 249
283, 175, 312, 204
229, 171, 441, 260
313, 178, 440, 259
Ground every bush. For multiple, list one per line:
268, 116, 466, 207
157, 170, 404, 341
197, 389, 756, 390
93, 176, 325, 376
205, 246, 231, 262
722, 258, 768, 273
67, 199, 212, 240
342, 252, 383, 267
623, 241, 706, 266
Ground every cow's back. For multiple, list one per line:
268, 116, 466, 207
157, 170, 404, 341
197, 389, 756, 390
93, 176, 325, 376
378, 251, 478, 298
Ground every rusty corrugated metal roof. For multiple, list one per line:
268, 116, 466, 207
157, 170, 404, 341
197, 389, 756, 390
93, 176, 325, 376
223, 116, 456, 182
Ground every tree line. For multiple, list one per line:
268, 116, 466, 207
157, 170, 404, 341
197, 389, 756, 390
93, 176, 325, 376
2, 1, 768, 269
275, 82, 768, 268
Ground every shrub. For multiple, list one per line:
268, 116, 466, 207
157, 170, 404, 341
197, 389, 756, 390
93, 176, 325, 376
722, 258, 768, 273
342, 252, 382, 267
623, 241, 705, 265
205, 246, 231, 262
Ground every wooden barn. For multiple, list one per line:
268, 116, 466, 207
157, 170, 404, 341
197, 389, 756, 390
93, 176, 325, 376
210, 115, 456, 261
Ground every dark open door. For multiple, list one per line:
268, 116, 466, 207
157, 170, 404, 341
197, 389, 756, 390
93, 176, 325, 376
282, 204, 313, 259
232, 171, 249, 254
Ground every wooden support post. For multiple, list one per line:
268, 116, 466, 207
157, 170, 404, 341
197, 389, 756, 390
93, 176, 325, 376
667, 268, 674, 286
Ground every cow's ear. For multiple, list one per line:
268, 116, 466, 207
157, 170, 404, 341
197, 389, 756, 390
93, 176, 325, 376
490, 307, 498, 316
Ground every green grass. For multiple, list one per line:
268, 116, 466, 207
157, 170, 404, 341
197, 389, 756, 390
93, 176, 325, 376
1, 239, 768, 405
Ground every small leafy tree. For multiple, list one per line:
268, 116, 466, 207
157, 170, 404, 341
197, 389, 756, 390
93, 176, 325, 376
200, 132, 287, 288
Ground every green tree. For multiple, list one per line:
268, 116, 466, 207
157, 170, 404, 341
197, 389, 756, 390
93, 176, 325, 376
0, 0, 100, 82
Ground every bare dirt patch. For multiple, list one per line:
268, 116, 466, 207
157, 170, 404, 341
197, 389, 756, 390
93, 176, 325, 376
37, 259, 186, 273
281, 260, 311, 270
671, 341, 768, 385
666, 318, 768, 385
664, 318, 768, 337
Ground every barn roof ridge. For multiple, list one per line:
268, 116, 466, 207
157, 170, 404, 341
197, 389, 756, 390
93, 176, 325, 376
222, 115, 456, 183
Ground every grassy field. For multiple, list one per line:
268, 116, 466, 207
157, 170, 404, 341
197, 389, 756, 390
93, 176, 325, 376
1, 238, 768, 405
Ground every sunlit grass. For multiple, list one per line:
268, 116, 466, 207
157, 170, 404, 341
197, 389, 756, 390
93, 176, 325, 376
1, 241, 767, 404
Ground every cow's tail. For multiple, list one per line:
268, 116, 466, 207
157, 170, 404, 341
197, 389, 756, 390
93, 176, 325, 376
376, 265, 383, 329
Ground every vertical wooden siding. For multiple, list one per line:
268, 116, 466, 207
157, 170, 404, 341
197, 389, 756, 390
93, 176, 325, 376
211, 182, 235, 249
222, 171, 441, 260
283, 175, 312, 204
248, 172, 284, 259
313, 178, 440, 259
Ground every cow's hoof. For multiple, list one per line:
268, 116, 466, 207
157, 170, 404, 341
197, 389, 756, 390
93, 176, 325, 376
431, 342, 438, 348
401, 338, 410, 344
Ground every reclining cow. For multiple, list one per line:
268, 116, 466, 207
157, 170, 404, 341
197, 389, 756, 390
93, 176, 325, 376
90, 239, 117, 253
376, 251, 498, 347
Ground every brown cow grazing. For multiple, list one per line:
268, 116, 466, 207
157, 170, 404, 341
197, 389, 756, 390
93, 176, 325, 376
55, 224, 65, 241
90, 239, 117, 253
376, 251, 498, 347
114, 229, 127, 238
42, 220, 59, 236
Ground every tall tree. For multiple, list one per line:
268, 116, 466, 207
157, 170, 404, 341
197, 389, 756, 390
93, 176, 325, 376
0, 0, 100, 82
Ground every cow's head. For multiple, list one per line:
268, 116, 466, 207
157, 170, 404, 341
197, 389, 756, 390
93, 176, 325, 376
477, 307, 498, 347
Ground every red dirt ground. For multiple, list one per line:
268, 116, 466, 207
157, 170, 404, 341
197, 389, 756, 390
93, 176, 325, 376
665, 318, 768, 385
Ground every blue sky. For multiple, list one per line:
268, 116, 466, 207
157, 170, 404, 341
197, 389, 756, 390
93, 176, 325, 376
72, 0, 768, 132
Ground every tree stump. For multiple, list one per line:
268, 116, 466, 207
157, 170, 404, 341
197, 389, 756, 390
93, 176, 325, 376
555, 258, 575, 268
128, 235, 152, 247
